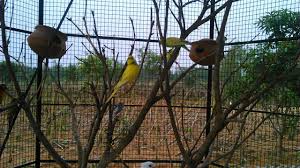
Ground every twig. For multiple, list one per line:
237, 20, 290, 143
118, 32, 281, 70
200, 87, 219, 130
0, 0, 21, 95
7, 0, 15, 42
68, 16, 111, 99
22, 102, 70, 168
164, 93, 191, 165
182, 0, 201, 7
48, 60, 84, 164
183, 0, 232, 37
224, 106, 256, 166
56, 0, 74, 30
91, 10, 103, 56
105, 44, 119, 82
129, 17, 136, 56
180, 102, 191, 152
81, 42, 93, 54
168, 5, 183, 31
178, 0, 186, 30
220, 33, 261, 98
0, 102, 20, 158
136, 15, 155, 80
204, 113, 272, 167
170, 63, 197, 89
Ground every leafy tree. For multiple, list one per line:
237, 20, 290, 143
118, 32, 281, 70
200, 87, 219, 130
0, 61, 35, 83
255, 11, 300, 155
257, 9, 300, 39
77, 55, 123, 82
256, 9, 300, 99
224, 9, 300, 105
222, 10, 300, 159
181, 67, 208, 87
64, 65, 79, 82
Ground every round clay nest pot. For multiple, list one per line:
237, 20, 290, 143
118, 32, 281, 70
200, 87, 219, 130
189, 39, 219, 65
27, 25, 68, 59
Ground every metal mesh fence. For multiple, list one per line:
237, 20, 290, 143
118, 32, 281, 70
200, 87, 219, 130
0, 0, 300, 168
0, 0, 38, 167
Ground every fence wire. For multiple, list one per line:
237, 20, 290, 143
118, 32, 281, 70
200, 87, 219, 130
0, 0, 300, 168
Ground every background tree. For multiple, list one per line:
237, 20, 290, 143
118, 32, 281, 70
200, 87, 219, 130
77, 54, 123, 82
1, 0, 299, 167
221, 9, 300, 166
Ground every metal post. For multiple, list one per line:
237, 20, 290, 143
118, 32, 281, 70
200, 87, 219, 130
36, 0, 44, 167
205, 0, 215, 164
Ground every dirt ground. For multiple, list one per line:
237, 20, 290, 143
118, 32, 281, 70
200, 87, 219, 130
0, 86, 299, 168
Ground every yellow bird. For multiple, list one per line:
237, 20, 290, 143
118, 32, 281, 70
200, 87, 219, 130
166, 48, 174, 62
106, 55, 140, 103
0, 84, 7, 104
163, 37, 190, 51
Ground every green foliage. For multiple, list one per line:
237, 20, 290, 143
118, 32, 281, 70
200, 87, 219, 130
220, 46, 246, 103
180, 67, 208, 87
78, 55, 123, 82
78, 55, 106, 81
0, 61, 35, 83
223, 9, 300, 106
64, 65, 79, 82
137, 48, 161, 78
222, 9, 300, 143
257, 9, 300, 39
220, 45, 245, 79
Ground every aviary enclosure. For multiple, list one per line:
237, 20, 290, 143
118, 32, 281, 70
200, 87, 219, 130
0, 0, 300, 167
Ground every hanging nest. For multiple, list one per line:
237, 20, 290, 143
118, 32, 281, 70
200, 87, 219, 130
27, 25, 68, 59
189, 39, 219, 65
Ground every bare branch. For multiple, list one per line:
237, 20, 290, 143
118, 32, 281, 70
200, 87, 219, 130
56, 0, 74, 30
204, 113, 272, 167
91, 10, 103, 56
169, 6, 184, 31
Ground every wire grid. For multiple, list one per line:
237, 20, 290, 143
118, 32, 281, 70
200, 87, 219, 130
213, 0, 300, 167
0, 0, 300, 168
0, 0, 38, 167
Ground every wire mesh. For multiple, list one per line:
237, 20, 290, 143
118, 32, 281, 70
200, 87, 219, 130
0, 0, 300, 168
0, 0, 38, 167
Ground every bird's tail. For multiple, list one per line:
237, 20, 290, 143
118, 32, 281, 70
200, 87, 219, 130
105, 88, 118, 104
105, 80, 125, 104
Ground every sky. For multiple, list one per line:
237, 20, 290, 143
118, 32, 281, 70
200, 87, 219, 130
1, 0, 300, 68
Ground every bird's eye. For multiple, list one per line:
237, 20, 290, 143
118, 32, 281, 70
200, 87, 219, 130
195, 47, 204, 53
149, 165, 152, 167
